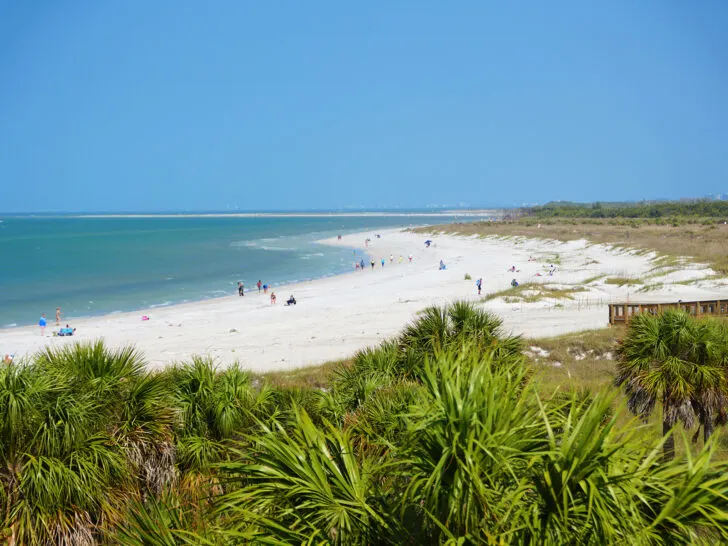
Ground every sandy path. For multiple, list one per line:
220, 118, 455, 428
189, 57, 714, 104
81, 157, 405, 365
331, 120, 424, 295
1, 229, 726, 371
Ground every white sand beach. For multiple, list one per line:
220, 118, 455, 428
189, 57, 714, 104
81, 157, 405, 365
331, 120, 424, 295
1, 229, 726, 372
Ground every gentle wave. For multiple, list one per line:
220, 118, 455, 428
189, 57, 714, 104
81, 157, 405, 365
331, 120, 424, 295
230, 240, 297, 252
149, 301, 174, 309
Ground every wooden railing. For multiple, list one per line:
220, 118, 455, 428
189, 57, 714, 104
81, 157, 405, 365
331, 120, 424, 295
608, 299, 728, 325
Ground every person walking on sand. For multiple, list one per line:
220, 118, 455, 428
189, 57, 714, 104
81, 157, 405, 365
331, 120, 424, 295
55, 307, 61, 326
257, 280, 262, 292
270, 292, 276, 305
476, 277, 483, 296
39, 313, 47, 336
237, 281, 244, 296
389, 254, 394, 263
381, 258, 385, 268
408, 254, 413, 263
371, 259, 375, 270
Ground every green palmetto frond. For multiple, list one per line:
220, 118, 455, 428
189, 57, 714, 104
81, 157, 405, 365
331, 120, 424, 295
524, 392, 651, 543
110, 494, 220, 545
219, 409, 398, 545
400, 305, 451, 361
637, 436, 728, 544
616, 310, 728, 458
0, 362, 51, 463
11, 434, 128, 545
36, 341, 145, 398
116, 373, 178, 496
402, 347, 545, 542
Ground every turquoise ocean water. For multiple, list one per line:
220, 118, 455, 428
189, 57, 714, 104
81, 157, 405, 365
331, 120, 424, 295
0, 215, 474, 328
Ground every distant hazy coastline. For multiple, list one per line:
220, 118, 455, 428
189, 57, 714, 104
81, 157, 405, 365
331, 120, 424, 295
66, 211, 501, 219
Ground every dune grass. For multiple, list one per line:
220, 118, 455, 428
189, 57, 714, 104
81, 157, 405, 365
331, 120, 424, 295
484, 282, 586, 303
604, 276, 643, 286
413, 219, 728, 274
256, 358, 348, 390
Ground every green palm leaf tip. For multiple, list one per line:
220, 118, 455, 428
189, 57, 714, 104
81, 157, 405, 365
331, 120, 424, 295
402, 347, 544, 543
616, 310, 728, 459
112, 494, 219, 546
400, 301, 522, 372
219, 408, 398, 545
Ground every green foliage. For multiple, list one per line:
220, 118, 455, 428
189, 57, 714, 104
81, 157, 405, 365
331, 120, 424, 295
3, 305, 728, 544
616, 311, 728, 459
524, 199, 728, 219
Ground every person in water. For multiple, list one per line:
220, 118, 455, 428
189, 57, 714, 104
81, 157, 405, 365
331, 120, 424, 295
360, 258, 365, 270
257, 280, 262, 292
263, 284, 268, 293
39, 313, 47, 336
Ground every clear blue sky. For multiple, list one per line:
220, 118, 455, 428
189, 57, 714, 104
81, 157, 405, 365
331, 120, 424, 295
1, 1, 727, 212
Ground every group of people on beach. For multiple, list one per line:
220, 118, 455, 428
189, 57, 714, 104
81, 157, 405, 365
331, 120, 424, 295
355, 254, 414, 271
37, 307, 76, 337
237, 280, 296, 307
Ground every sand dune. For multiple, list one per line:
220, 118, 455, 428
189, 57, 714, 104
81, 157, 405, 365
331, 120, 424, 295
1, 229, 726, 371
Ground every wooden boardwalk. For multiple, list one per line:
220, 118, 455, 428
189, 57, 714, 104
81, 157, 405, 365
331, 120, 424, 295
608, 299, 728, 325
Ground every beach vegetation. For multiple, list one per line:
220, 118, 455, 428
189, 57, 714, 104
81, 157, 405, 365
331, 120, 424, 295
484, 282, 586, 303
603, 276, 643, 286
3, 306, 728, 543
583, 274, 607, 284
615, 311, 728, 460
413, 216, 728, 274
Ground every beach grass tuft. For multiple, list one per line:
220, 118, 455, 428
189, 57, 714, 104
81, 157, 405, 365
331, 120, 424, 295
484, 282, 586, 303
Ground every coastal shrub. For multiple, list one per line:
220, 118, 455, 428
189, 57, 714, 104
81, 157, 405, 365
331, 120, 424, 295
4, 305, 728, 544
212, 342, 728, 545
464, 272, 472, 280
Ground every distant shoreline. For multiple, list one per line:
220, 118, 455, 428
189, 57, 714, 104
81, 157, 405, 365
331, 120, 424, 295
68, 212, 501, 219
0, 210, 503, 219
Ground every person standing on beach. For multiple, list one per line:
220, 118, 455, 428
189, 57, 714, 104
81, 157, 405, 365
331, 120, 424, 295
476, 277, 483, 295
270, 292, 276, 304
381, 258, 385, 268
371, 259, 375, 270
39, 313, 47, 336
360, 258, 365, 270
55, 307, 61, 325
237, 282, 244, 296
257, 280, 262, 292
389, 254, 394, 263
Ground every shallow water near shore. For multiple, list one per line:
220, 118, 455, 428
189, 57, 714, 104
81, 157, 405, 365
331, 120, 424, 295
0, 214, 472, 327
